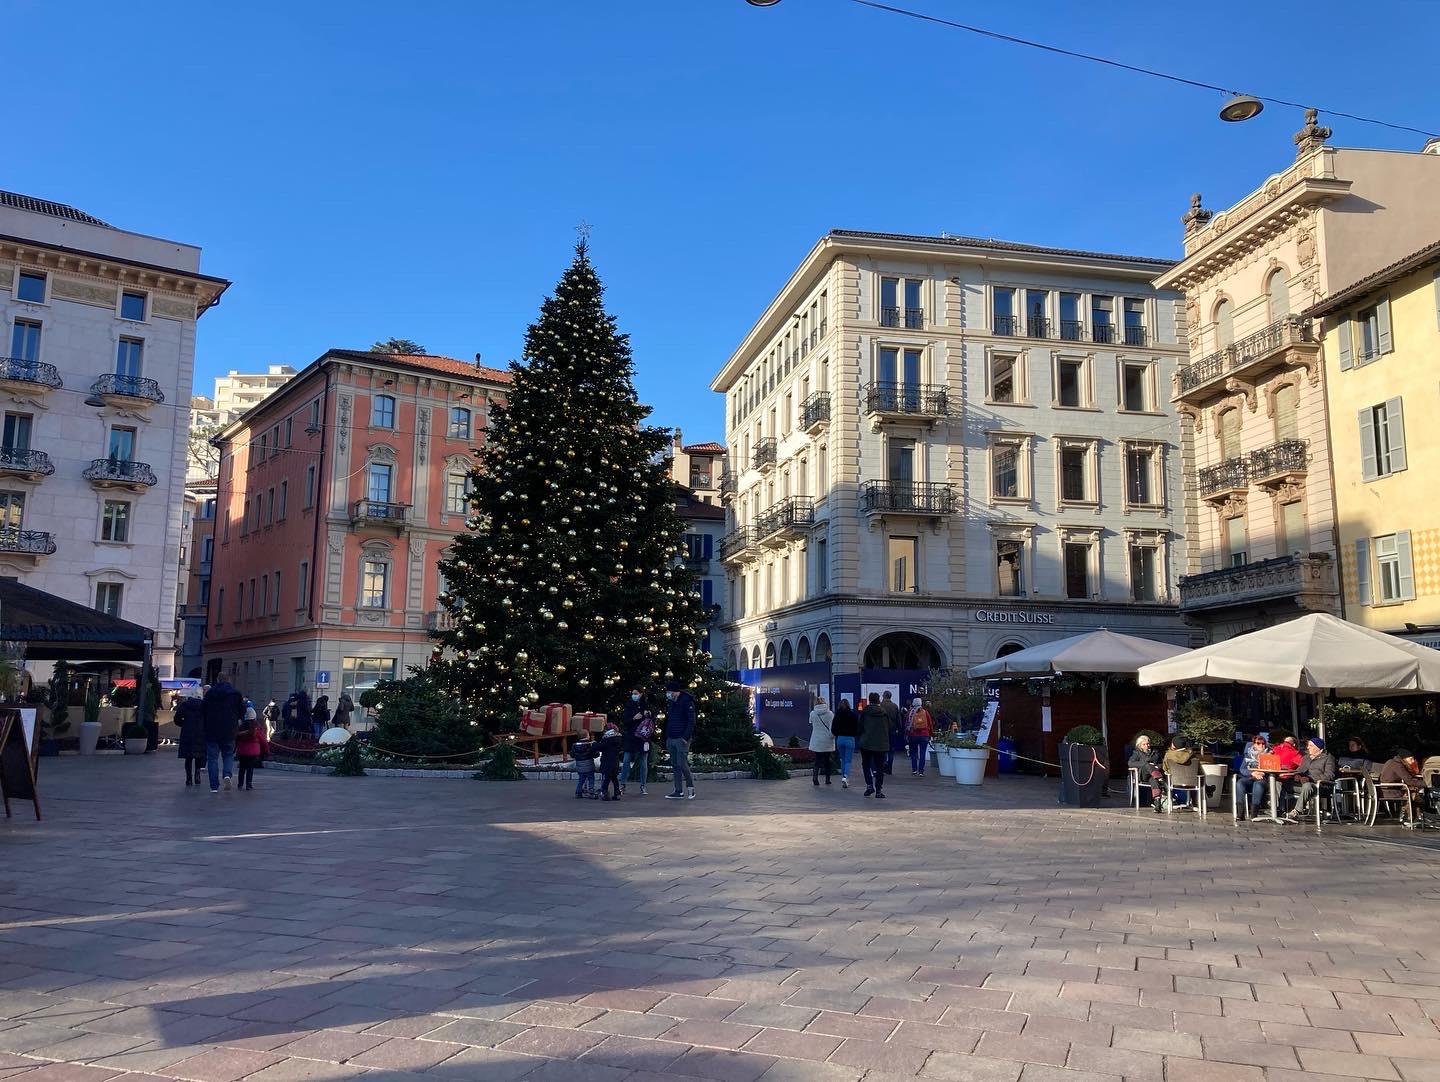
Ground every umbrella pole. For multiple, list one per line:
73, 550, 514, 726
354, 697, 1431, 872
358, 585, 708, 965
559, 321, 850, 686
1100, 677, 1109, 746
1290, 690, 1299, 734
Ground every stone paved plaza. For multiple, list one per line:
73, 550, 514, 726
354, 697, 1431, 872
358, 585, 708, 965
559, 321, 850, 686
2, 757, 1440, 1082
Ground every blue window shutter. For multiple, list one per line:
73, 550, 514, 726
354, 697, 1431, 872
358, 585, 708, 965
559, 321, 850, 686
1377, 297, 1394, 355
1338, 320, 1354, 370
1358, 408, 1378, 480
1356, 538, 1372, 606
1397, 530, 1416, 601
1387, 397, 1407, 473
702, 533, 713, 559
702, 579, 713, 607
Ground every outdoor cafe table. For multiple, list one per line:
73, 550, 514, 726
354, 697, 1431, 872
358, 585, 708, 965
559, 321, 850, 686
1251, 767, 1293, 825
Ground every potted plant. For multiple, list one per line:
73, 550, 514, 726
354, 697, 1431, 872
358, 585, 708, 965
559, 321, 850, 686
1176, 699, 1233, 809
120, 719, 149, 755
948, 731, 991, 786
33, 679, 62, 756
1059, 724, 1107, 806
933, 732, 958, 778
79, 680, 102, 756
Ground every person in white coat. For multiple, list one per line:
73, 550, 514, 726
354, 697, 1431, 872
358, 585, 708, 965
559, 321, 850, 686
808, 696, 836, 787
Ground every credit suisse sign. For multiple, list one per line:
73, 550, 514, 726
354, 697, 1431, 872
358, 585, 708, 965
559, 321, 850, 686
973, 610, 1057, 624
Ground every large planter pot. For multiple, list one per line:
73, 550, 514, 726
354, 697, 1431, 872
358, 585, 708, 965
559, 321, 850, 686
950, 746, 990, 785
936, 746, 957, 777
1200, 763, 1229, 809
1059, 742, 1108, 806
78, 720, 101, 755
123, 734, 148, 754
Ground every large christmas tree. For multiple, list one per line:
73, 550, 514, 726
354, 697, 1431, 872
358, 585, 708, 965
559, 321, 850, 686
433, 244, 714, 726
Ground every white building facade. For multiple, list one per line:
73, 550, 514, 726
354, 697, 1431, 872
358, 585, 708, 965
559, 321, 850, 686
713, 230, 1194, 674
0, 191, 228, 676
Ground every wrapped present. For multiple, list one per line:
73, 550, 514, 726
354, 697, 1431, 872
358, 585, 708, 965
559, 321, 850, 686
543, 703, 572, 736
520, 709, 546, 737
569, 711, 592, 734
585, 711, 608, 734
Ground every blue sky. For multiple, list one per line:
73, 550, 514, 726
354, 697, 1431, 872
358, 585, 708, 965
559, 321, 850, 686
14, 0, 1439, 443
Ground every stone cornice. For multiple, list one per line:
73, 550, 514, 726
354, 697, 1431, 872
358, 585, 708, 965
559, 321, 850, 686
0, 234, 228, 315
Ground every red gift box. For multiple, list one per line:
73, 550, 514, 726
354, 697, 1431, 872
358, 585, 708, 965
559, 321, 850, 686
543, 703, 572, 736
520, 709, 546, 737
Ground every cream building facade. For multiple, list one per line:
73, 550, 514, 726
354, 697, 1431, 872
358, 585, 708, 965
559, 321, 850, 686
712, 230, 1194, 675
0, 190, 228, 676
1155, 120, 1440, 642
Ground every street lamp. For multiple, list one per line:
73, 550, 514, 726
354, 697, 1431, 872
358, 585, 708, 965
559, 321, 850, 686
745, 0, 783, 6
1219, 93, 1264, 123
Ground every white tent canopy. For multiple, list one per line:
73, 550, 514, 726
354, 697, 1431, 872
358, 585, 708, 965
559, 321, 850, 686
1136, 613, 1440, 698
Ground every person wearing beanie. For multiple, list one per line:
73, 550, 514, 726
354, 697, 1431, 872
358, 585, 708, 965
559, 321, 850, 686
906, 697, 934, 776
1285, 736, 1337, 822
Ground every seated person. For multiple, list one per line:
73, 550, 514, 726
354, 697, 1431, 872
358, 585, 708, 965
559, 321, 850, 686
1273, 734, 1303, 771
1378, 748, 1424, 820
1285, 737, 1337, 822
1237, 733, 1269, 819
1338, 736, 1373, 773
1160, 735, 1200, 810
1128, 734, 1161, 807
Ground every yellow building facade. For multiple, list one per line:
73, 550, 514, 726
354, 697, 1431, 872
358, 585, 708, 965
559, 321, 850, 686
1309, 242, 1440, 646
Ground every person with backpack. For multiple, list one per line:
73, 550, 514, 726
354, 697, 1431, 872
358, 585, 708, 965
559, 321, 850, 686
808, 695, 836, 786
906, 698, 934, 776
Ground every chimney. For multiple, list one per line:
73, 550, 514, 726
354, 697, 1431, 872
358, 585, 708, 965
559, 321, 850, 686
474, 352, 483, 368
673, 427, 683, 450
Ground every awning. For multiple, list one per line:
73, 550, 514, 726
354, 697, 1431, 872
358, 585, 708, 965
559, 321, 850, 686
0, 578, 150, 662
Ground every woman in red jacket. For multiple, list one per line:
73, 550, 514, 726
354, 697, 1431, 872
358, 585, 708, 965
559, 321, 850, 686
235, 700, 269, 791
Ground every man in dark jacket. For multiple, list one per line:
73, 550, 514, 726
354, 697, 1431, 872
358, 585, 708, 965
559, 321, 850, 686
879, 691, 900, 775
859, 693, 891, 799
664, 681, 697, 801
202, 679, 245, 792
1285, 737, 1337, 822
175, 694, 206, 787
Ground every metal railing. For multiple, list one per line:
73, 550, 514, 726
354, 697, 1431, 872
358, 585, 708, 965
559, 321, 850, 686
1059, 320, 1085, 341
865, 382, 949, 417
1026, 316, 1050, 338
903, 307, 924, 329
0, 529, 56, 556
993, 314, 1019, 336
0, 448, 53, 476
879, 306, 902, 328
1248, 439, 1308, 481
0, 357, 61, 388
83, 458, 157, 486
426, 610, 457, 632
1091, 322, 1117, 344
352, 498, 410, 525
719, 471, 736, 497
819, 318, 827, 336
800, 391, 830, 429
1123, 324, 1148, 347
1177, 318, 1312, 396
91, 373, 164, 403
718, 527, 755, 560
755, 496, 814, 540
1197, 457, 1248, 497
1176, 351, 1228, 394
860, 480, 957, 515
752, 437, 777, 471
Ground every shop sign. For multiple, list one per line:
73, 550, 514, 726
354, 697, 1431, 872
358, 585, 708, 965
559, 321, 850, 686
973, 609, 1057, 624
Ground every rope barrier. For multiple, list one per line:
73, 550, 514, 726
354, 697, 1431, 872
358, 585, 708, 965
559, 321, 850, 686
267, 739, 482, 763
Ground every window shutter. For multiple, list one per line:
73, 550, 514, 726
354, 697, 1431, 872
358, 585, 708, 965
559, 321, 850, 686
1338, 320, 1354, 370
1386, 396, 1407, 472
1377, 297, 1394, 355
1356, 538, 1372, 607
1397, 530, 1416, 601
1358, 408, 1378, 481
702, 533, 713, 559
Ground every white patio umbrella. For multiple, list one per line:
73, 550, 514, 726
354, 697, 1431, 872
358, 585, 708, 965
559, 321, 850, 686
967, 629, 1191, 743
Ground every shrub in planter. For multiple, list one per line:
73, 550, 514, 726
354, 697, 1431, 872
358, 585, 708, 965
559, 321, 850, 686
1059, 725, 1106, 806
332, 737, 365, 776
1176, 698, 1233, 750
751, 737, 791, 780
368, 670, 482, 759
1062, 725, 1104, 746
120, 719, 149, 754
45, 661, 71, 743
477, 739, 525, 781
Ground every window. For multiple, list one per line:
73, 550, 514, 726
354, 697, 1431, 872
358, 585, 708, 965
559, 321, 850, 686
1279, 501, 1305, 555
284, 418, 293, 447
816, 537, 828, 592
278, 480, 287, 520
446, 471, 471, 514
100, 500, 130, 542
1064, 543, 1091, 599
887, 438, 915, 486
1214, 299, 1234, 348
1121, 362, 1151, 411
16, 272, 46, 303
1219, 408, 1241, 461
990, 353, 1020, 403
10, 319, 40, 361
273, 572, 281, 615
266, 487, 275, 526
367, 463, 393, 502
1059, 292, 1082, 340
1363, 532, 1414, 606
257, 434, 268, 462
109, 426, 136, 461
992, 287, 1016, 335
1122, 298, 1146, 345
817, 442, 828, 496
1226, 516, 1247, 568
1130, 545, 1157, 602
308, 398, 321, 430
248, 578, 256, 617
216, 587, 224, 624
1360, 398, 1407, 480
1267, 270, 1289, 321
888, 536, 919, 593
1376, 535, 1402, 603
115, 337, 143, 378
1273, 384, 1299, 442
270, 425, 280, 455
298, 561, 309, 608
449, 407, 472, 440
361, 560, 389, 608
879, 277, 924, 328
991, 441, 1022, 500
120, 291, 146, 321
996, 540, 1024, 597
199, 577, 211, 606
1060, 445, 1089, 503
1125, 445, 1156, 507
341, 657, 397, 702
1025, 290, 1049, 337
1056, 357, 1086, 407
2, 412, 32, 451
371, 394, 396, 428
305, 464, 316, 508
1345, 298, 1393, 367
95, 582, 123, 617
1091, 295, 1114, 342
261, 575, 269, 616
0, 490, 26, 529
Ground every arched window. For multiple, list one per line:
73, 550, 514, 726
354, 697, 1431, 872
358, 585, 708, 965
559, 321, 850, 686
764, 643, 777, 668
448, 406, 472, 440
727, 650, 738, 672
750, 646, 762, 670
371, 394, 396, 429
1213, 299, 1234, 348
779, 641, 794, 667
997, 641, 1026, 658
815, 632, 832, 663
1267, 269, 1289, 322
796, 637, 812, 664
862, 632, 942, 671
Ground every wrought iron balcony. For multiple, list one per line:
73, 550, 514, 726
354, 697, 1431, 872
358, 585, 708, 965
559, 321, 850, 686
752, 437, 777, 472
682, 553, 711, 573
819, 318, 827, 337
860, 480, 956, 517
351, 498, 410, 528
993, 314, 1019, 336
1197, 457, 1248, 500
91, 373, 164, 404
879, 306, 901, 328
84, 458, 157, 489
1123, 324, 1148, 347
719, 471, 736, 499
800, 391, 830, 432
1180, 553, 1336, 614
426, 609, 457, 632
865, 382, 949, 419
755, 496, 814, 546
809, 329, 818, 349
1059, 320, 1085, 341
903, 307, 924, 329
1025, 317, 1050, 338
0, 357, 61, 390
0, 529, 55, 556
0, 447, 53, 479
1248, 439, 1308, 485
1174, 317, 1315, 400
1092, 322, 1117, 344
718, 527, 756, 563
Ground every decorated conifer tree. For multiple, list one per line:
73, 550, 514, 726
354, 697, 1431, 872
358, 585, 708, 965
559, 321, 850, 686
432, 243, 714, 727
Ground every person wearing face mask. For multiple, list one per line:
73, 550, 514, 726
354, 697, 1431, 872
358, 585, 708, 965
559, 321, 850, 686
664, 680, 697, 800
620, 688, 653, 796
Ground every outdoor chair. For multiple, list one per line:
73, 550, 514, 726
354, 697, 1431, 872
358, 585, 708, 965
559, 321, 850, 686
1374, 778, 1420, 827
1127, 766, 1141, 809
1165, 763, 1206, 818
1321, 776, 1365, 824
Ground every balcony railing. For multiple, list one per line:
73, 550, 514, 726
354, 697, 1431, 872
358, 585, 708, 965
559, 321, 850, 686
755, 496, 814, 544
83, 458, 158, 487
800, 391, 830, 431
860, 480, 957, 516
1025, 317, 1050, 338
993, 314, 1019, 336
809, 329, 818, 349
682, 553, 711, 573
352, 498, 410, 526
91, 373, 164, 403
752, 437, 777, 472
1180, 553, 1336, 613
719, 471, 736, 498
1176, 350, 1228, 394
1248, 439, 1308, 483
903, 307, 924, 329
865, 382, 949, 418
0, 357, 61, 389
1059, 320, 1085, 341
819, 317, 827, 337
718, 527, 756, 562
0, 447, 53, 477
1123, 324, 1148, 347
879, 306, 901, 328
1092, 322, 1117, 344
0, 529, 55, 556
1176, 318, 1314, 398
426, 610, 457, 632
1197, 457, 1248, 499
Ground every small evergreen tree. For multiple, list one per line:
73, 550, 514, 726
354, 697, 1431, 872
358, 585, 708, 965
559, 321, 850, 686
369, 669, 482, 759
432, 244, 712, 727
46, 661, 71, 737
333, 737, 365, 776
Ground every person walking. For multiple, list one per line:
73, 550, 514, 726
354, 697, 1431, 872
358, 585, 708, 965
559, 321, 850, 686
879, 691, 901, 775
311, 695, 331, 737
295, 690, 314, 739
175, 691, 206, 787
808, 695, 836, 786
597, 721, 624, 801
334, 693, 354, 729
664, 681, 697, 801
859, 693, 890, 799
235, 701, 270, 791
906, 698, 934, 776
201, 678, 244, 792
619, 688, 646, 795
831, 697, 858, 788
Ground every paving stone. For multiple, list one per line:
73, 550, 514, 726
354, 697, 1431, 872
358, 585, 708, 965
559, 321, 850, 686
165, 1047, 287, 1081
345, 1037, 463, 1071
918, 1051, 1025, 1081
